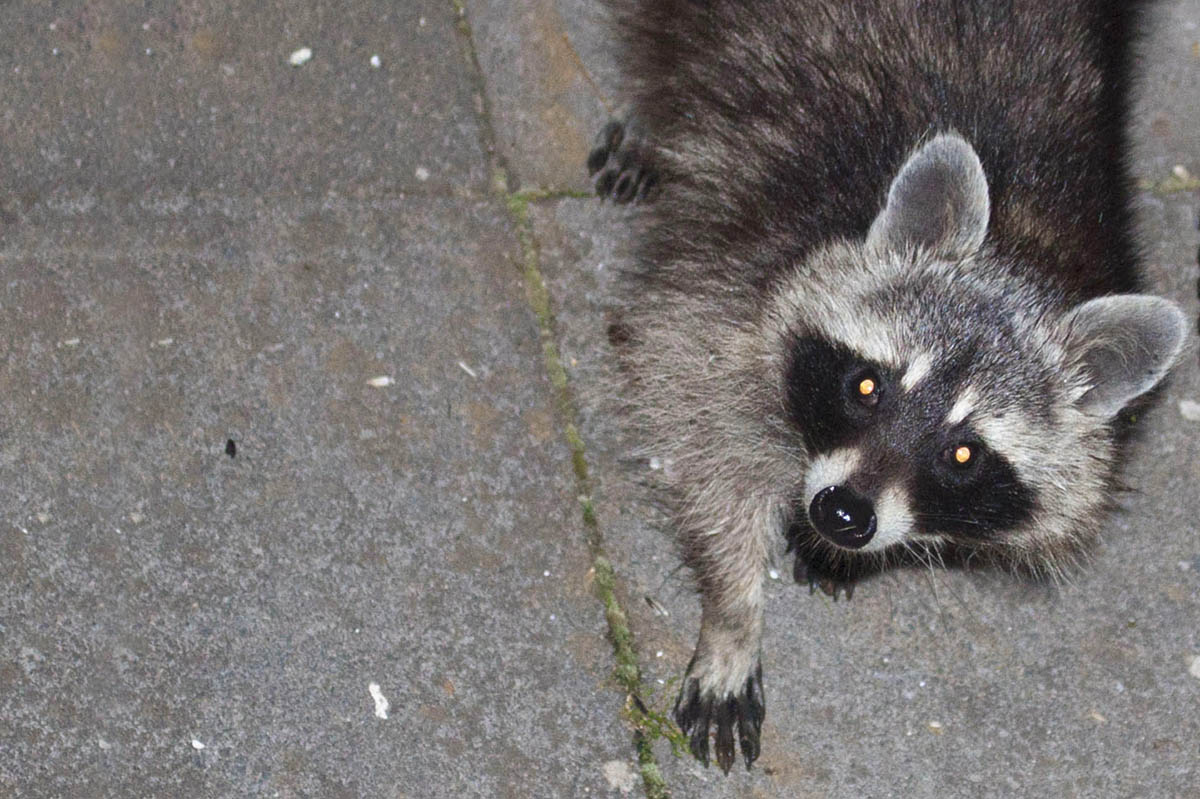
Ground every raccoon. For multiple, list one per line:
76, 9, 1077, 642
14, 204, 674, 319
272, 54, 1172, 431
588, 0, 1188, 775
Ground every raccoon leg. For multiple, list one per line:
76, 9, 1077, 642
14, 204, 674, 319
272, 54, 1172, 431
674, 601, 766, 773
673, 500, 774, 773
587, 119, 659, 203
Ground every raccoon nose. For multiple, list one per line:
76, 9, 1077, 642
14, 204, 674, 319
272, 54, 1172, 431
809, 486, 876, 549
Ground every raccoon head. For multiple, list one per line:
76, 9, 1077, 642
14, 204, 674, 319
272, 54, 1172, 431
768, 133, 1187, 574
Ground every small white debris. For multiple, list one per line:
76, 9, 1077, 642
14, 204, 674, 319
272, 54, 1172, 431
370, 54, 381, 68
549, 614, 556, 621
656, 650, 664, 658
457, 361, 478, 378
601, 760, 638, 794
414, 166, 431, 182
1172, 164, 1193, 181
927, 721, 944, 734
35, 512, 50, 524
768, 568, 780, 580
98, 738, 112, 750
369, 682, 390, 719
1189, 655, 1200, 680
543, 570, 551, 577
130, 512, 145, 524
1087, 710, 1107, 723
154, 337, 174, 347
418, 16, 427, 27
1179, 400, 1200, 422
288, 47, 313, 67
366, 376, 393, 387
648, 456, 662, 471
60, 338, 80, 348
1180, 561, 1192, 571
191, 739, 206, 750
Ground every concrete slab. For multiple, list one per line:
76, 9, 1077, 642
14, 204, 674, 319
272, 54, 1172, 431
531, 0, 1200, 794
464, 0, 612, 193
0, 0, 1194, 795
0, 194, 643, 797
0, 195, 637, 797
0, 0, 639, 794
0, 0, 488, 202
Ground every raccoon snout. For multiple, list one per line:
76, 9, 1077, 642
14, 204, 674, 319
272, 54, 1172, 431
810, 486, 877, 549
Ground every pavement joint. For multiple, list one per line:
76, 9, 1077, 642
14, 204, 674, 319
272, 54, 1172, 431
450, 2, 674, 795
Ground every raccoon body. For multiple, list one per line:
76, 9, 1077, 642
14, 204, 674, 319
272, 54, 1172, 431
589, 0, 1188, 774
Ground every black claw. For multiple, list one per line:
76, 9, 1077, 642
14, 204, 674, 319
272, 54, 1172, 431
674, 677, 701, 732
713, 697, 736, 774
586, 120, 625, 175
595, 169, 616, 198
690, 696, 712, 766
792, 553, 858, 600
586, 145, 609, 176
636, 172, 658, 202
673, 665, 765, 773
613, 172, 634, 202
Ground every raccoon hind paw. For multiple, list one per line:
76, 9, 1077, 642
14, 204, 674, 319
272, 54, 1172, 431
587, 119, 658, 204
673, 662, 765, 774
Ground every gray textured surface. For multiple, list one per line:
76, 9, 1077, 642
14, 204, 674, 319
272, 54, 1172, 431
1, 1, 1198, 797
0, 2, 628, 797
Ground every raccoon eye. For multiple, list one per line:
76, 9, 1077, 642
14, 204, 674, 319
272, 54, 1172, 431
847, 369, 882, 409
941, 442, 981, 470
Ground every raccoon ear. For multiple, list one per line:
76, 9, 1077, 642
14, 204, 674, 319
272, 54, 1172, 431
1060, 295, 1188, 418
866, 132, 990, 260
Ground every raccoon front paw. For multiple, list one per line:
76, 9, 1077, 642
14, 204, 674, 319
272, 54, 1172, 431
792, 556, 857, 600
673, 661, 765, 774
587, 119, 658, 203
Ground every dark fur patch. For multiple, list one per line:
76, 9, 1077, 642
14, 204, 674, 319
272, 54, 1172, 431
912, 439, 1037, 540
784, 336, 893, 454
607, 0, 1144, 303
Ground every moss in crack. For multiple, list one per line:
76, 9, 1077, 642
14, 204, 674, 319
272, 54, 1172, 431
502, 185, 678, 794
459, 10, 672, 779
625, 679, 691, 760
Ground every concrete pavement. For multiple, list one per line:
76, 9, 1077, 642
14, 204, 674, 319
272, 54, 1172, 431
1, 1, 1197, 797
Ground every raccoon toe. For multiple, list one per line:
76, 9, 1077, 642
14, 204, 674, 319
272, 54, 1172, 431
586, 120, 624, 174
673, 662, 765, 773
587, 119, 658, 204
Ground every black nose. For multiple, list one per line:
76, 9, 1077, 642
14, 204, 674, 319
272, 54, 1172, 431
809, 485, 876, 549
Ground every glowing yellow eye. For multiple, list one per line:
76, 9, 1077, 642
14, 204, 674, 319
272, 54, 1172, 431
858, 378, 876, 396
954, 445, 972, 464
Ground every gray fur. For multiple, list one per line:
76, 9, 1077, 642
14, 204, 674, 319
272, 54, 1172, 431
866, 133, 990, 259
1059, 296, 1187, 419
593, 0, 1189, 773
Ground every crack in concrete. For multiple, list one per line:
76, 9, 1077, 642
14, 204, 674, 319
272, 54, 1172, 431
448, 2, 671, 796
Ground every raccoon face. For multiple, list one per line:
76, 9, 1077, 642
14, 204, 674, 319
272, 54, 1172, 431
768, 133, 1186, 568
783, 326, 1041, 554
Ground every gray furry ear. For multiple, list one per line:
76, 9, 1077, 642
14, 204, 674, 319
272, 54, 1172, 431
1060, 295, 1188, 419
866, 132, 990, 259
